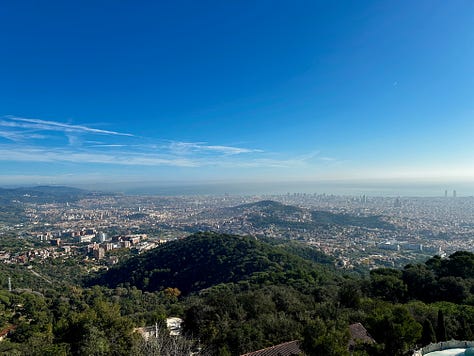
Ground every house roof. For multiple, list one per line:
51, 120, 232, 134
240, 340, 302, 356
348, 322, 375, 347
0, 325, 16, 338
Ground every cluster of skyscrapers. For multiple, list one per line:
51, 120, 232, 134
444, 190, 457, 198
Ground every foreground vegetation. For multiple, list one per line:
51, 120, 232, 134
1, 232, 474, 355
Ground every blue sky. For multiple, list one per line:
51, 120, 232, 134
0, 1, 473, 190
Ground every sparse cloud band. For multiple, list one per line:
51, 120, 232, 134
0, 115, 333, 172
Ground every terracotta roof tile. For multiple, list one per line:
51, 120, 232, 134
241, 340, 302, 356
349, 322, 375, 347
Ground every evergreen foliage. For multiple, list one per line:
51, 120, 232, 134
223, 200, 393, 230
90, 232, 335, 295
3, 233, 474, 355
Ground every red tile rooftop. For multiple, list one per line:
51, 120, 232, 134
240, 340, 302, 356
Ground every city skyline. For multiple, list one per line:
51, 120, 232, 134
1, 1, 473, 192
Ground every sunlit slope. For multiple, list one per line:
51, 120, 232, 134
90, 232, 336, 295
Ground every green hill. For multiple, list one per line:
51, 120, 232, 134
223, 200, 393, 230
0, 186, 95, 224
90, 232, 334, 295
0, 185, 91, 204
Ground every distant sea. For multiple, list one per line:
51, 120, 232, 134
92, 181, 474, 197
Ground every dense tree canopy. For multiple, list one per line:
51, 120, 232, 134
90, 232, 336, 295
3, 234, 474, 355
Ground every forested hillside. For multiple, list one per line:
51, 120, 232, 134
0, 186, 94, 224
0, 186, 90, 204
208, 200, 393, 230
90, 232, 336, 295
3, 232, 474, 355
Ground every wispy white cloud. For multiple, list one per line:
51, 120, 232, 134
0, 129, 47, 142
0, 147, 198, 167
0, 130, 24, 142
319, 156, 336, 161
0, 115, 337, 172
89, 144, 129, 148
1, 116, 134, 137
0, 143, 325, 170
167, 141, 262, 155
202, 145, 262, 155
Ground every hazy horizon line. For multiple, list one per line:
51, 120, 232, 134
1, 179, 473, 197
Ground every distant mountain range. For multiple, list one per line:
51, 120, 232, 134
0, 185, 92, 204
0, 186, 95, 224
